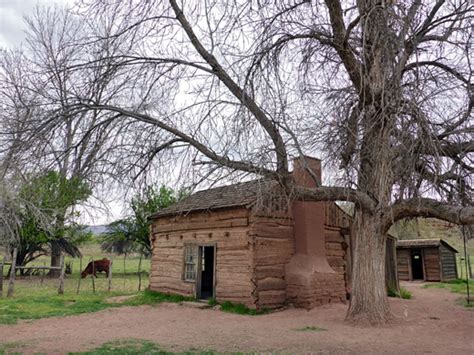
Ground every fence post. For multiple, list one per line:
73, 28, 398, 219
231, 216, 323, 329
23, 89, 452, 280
0, 259, 4, 298
123, 253, 127, 288
468, 255, 472, 280
41, 260, 46, 286
138, 253, 143, 292
76, 257, 82, 295
107, 259, 113, 292
91, 258, 95, 294
7, 248, 17, 298
58, 255, 65, 295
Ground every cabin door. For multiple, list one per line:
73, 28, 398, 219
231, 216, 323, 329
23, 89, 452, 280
411, 249, 424, 280
197, 245, 215, 300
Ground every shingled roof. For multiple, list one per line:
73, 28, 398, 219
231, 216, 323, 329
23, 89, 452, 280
396, 239, 458, 253
149, 179, 279, 219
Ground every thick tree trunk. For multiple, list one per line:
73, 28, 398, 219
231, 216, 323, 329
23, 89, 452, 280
49, 241, 61, 277
346, 212, 392, 324
50, 213, 66, 277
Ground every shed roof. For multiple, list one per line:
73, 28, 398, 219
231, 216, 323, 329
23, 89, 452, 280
149, 179, 278, 219
396, 239, 458, 253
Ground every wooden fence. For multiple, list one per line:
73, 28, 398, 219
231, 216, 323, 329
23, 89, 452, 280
0, 248, 65, 297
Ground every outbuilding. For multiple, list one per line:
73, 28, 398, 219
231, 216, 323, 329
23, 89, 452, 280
396, 239, 458, 282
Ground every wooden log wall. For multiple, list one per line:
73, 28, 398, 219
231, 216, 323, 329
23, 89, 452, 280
397, 249, 411, 281
324, 227, 346, 274
150, 200, 354, 310
249, 215, 294, 309
325, 203, 351, 229
439, 245, 457, 281
423, 248, 441, 281
150, 208, 254, 306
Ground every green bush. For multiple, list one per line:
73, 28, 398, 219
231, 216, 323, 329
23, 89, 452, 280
207, 298, 218, 306
220, 301, 268, 315
387, 286, 412, 299
399, 287, 412, 299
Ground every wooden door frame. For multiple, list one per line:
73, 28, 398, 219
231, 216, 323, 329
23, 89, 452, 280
410, 248, 425, 281
195, 243, 217, 299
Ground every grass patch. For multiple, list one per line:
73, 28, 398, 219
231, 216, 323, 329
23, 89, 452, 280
457, 298, 474, 309
220, 301, 269, 316
121, 289, 195, 306
70, 339, 166, 355
423, 279, 474, 294
423, 279, 474, 308
207, 298, 218, 306
387, 287, 412, 299
69, 339, 225, 354
0, 341, 26, 355
0, 286, 194, 325
0, 290, 125, 325
293, 326, 327, 332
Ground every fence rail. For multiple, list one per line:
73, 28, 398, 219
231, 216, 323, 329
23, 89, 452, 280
0, 248, 66, 297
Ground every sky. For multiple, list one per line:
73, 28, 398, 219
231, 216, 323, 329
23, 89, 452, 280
0, 0, 73, 49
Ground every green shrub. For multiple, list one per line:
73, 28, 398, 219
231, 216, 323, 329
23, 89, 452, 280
207, 298, 218, 306
399, 287, 412, 299
387, 286, 412, 299
220, 301, 268, 315
387, 287, 398, 297
124, 290, 194, 306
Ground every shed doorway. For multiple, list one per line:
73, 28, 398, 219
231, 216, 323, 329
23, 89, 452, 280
411, 249, 424, 280
198, 246, 215, 299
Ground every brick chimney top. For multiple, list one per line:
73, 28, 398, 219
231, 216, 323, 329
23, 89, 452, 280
292, 156, 321, 188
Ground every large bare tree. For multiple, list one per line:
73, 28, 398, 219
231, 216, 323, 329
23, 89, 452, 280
1, 7, 141, 274
7, 0, 474, 323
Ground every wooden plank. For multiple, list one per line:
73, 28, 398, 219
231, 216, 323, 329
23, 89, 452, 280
154, 218, 249, 233
14, 266, 62, 270
249, 216, 293, 226
154, 208, 249, 225
249, 225, 293, 239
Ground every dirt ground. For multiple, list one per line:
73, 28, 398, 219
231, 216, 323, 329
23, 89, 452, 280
0, 282, 472, 354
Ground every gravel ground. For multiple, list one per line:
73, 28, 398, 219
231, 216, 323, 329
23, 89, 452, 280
0, 282, 472, 354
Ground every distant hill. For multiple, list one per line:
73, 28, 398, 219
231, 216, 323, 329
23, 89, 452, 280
85, 225, 110, 236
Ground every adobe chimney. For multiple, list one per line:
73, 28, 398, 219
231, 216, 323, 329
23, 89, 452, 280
286, 155, 343, 308
292, 156, 321, 188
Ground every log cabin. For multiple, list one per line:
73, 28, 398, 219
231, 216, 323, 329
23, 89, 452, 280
396, 239, 458, 282
148, 156, 394, 310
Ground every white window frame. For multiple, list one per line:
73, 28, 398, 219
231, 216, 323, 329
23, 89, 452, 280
183, 244, 198, 282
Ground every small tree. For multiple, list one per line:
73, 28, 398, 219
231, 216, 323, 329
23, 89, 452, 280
17, 171, 92, 271
102, 186, 180, 256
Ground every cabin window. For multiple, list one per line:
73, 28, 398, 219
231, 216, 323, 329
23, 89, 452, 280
184, 245, 198, 281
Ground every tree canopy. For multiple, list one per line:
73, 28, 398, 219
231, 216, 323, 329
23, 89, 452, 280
101, 186, 181, 256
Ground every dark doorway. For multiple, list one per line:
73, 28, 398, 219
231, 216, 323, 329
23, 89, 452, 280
411, 249, 424, 280
199, 246, 215, 299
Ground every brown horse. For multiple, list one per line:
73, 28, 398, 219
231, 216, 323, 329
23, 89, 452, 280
81, 258, 110, 278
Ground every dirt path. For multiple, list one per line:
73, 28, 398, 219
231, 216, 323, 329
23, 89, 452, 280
0, 283, 472, 354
